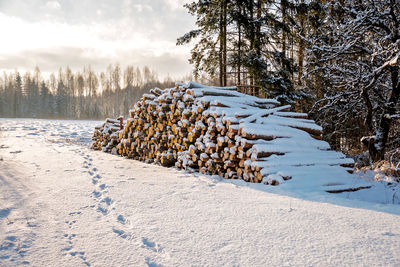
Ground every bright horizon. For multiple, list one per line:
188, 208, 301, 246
0, 0, 195, 80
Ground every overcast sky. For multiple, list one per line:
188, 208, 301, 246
0, 0, 195, 79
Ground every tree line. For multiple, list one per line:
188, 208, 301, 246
0, 65, 176, 120
178, 0, 400, 162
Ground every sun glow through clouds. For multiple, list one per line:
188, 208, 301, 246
0, 0, 194, 79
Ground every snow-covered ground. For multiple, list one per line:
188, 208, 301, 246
1, 118, 400, 266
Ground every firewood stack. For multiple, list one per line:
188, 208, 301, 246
174, 83, 354, 185
116, 85, 206, 166
174, 84, 280, 179
91, 118, 122, 154
92, 81, 355, 185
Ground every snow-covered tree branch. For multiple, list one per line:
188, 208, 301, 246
306, 0, 399, 161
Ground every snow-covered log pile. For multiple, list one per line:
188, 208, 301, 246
116, 86, 199, 166
92, 81, 354, 185
174, 83, 354, 185
91, 118, 123, 153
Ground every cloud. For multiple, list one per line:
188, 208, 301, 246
0, 1, 195, 79
44, 1, 61, 10
0, 46, 192, 79
0, 47, 104, 71
133, 4, 153, 13
163, 0, 189, 10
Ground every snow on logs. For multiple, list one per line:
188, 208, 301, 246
91, 81, 354, 186
91, 118, 123, 153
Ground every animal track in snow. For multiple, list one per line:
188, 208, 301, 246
96, 206, 108, 215
0, 208, 11, 218
62, 246, 73, 252
101, 197, 112, 206
61, 218, 90, 265
112, 228, 128, 239
85, 160, 114, 217
145, 258, 163, 267
65, 220, 77, 228
92, 191, 101, 198
117, 215, 126, 224
141, 237, 162, 253
0, 232, 36, 265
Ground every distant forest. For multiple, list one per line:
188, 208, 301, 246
0, 65, 179, 120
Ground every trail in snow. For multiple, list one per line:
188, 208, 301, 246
0, 118, 400, 266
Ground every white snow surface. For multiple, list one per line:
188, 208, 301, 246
1, 118, 400, 266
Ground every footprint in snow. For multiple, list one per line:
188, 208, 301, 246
96, 206, 108, 215
112, 228, 128, 239
145, 258, 163, 267
61, 234, 76, 254
91, 175, 101, 185
382, 232, 397, 237
69, 251, 85, 256
4, 236, 17, 242
81, 205, 96, 209
141, 237, 162, 253
68, 250, 90, 266
117, 215, 126, 224
92, 191, 101, 198
0, 208, 11, 218
62, 246, 73, 252
27, 221, 38, 228
65, 220, 77, 228
101, 197, 112, 206
83, 161, 90, 168
63, 233, 77, 239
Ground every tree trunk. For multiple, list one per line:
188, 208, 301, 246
238, 12, 241, 85
281, 0, 287, 61
297, 0, 305, 86
255, 0, 262, 58
249, 0, 254, 86
363, 67, 400, 162
223, 0, 227, 86
219, 1, 224, 87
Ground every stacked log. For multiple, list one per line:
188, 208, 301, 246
174, 83, 354, 185
91, 118, 122, 154
116, 85, 205, 166
92, 81, 355, 186
175, 86, 277, 180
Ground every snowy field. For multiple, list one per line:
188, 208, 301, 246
1, 118, 400, 266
